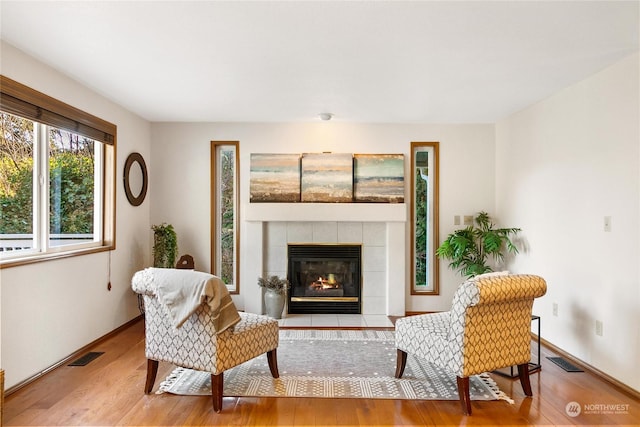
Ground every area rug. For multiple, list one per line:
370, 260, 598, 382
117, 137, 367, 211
157, 329, 512, 402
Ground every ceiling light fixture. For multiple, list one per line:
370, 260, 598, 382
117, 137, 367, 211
319, 113, 333, 121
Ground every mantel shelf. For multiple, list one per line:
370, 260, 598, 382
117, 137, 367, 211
244, 203, 406, 222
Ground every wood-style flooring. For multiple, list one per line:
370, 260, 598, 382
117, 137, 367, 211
4, 318, 639, 426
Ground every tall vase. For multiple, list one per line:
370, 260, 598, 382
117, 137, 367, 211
264, 289, 285, 319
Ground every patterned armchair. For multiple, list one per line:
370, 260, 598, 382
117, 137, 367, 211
132, 269, 280, 412
395, 274, 547, 415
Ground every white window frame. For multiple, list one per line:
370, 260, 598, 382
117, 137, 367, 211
0, 76, 116, 268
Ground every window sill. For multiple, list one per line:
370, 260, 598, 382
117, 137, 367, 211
0, 244, 114, 269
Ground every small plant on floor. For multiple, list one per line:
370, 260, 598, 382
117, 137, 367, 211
436, 211, 520, 279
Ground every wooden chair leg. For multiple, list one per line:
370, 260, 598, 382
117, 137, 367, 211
456, 376, 472, 415
211, 373, 223, 413
518, 363, 533, 396
144, 359, 159, 394
395, 349, 408, 378
267, 349, 279, 378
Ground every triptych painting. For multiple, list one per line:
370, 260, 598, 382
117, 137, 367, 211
250, 153, 404, 203
249, 153, 301, 202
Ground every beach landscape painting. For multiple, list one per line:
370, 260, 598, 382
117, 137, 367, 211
301, 153, 353, 202
354, 154, 405, 203
250, 153, 301, 202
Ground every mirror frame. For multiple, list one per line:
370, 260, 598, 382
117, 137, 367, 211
410, 141, 440, 295
123, 152, 148, 206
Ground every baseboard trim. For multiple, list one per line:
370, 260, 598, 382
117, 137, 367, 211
538, 335, 640, 400
404, 311, 436, 316
5, 315, 143, 396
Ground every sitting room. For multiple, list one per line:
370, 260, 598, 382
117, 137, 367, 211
1, 1, 639, 426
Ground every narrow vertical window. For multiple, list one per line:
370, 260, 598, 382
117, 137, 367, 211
211, 141, 239, 293
411, 142, 439, 295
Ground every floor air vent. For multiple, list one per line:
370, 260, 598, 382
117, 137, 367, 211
546, 356, 583, 372
68, 351, 104, 367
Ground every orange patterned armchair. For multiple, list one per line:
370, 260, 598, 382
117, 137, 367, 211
395, 273, 547, 415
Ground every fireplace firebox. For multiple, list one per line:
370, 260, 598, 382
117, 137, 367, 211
287, 244, 362, 314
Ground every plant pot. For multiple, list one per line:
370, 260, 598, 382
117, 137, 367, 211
264, 289, 285, 319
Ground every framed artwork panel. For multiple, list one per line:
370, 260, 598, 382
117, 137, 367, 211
301, 153, 353, 202
250, 153, 301, 202
354, 154, 404, 203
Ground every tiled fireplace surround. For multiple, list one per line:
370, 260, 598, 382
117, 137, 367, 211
243, 203, 406, 317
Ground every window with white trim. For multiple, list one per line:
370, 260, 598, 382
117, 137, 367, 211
0, 76, 115, 266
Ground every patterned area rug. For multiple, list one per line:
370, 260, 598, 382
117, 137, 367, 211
158, 329, 512, 402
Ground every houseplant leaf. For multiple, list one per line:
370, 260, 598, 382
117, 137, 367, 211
436, 212, 521, 279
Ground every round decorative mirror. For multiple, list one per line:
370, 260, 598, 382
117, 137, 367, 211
123, 152, 148, 206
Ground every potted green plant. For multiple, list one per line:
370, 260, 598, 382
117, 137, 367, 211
436, 211, 520, 279
258, 275, 290, 319
152, 223, 178, 268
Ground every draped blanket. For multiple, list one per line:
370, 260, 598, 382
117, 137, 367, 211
132, 268, 241, 333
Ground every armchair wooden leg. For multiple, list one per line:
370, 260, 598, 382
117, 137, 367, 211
211, 373, 223, 413
144, 359, 159, 394
456, 376, 472, 415
267, 349, 279, 378
518, 363, 533, 396
395, 349, 408, 378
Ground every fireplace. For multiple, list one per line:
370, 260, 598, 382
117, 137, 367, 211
287, 244, 362, 314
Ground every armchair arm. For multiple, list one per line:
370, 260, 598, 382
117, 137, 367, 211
474, 275, 547, 305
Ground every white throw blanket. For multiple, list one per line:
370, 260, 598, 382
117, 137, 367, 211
133, 268, 240, 332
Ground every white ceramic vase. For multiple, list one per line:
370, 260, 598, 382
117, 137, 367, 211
264, 289, 285, 319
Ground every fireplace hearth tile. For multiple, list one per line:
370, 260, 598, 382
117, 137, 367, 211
277, 314, 392, 328
281, 314, 312, 326
311, 314, 340, 326
338, 314, 368, 327
363, 315, 394, 327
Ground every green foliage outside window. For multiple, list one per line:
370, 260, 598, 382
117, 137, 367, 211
1, 113, 34, 234
414, 168, 428, 287
220, 149, 234, 285
1, 113, 95, 236
0, 156, 33, 234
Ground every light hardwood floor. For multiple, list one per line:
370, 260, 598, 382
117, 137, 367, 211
4, 318, 639, 426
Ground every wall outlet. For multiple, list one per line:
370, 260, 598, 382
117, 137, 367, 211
604, 216, 612, 232
463, 215, 473, 226
596, 320, 603, 336
454, 215, 461, 226
552, 302, 558, 317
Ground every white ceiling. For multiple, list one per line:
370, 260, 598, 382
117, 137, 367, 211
1, 1, 638, 123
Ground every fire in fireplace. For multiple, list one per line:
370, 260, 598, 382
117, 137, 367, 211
287, 244, 362, 314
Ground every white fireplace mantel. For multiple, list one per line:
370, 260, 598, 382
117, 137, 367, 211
241, 202, 407, 317
244, 202, 406, 222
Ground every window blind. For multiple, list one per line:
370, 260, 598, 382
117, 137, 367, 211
0, 75, 116, 144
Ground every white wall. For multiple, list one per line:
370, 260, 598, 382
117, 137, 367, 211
496, 53, 640, 391
0, 42, 152, 389
150, 122, 496, 314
